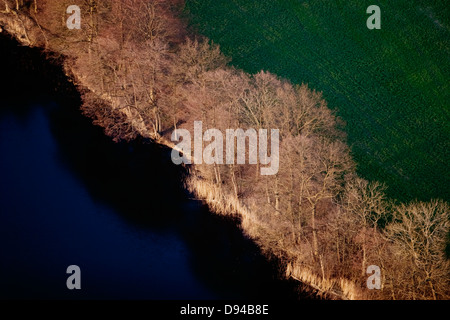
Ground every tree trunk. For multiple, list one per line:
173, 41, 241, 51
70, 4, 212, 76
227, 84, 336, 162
336, 236, 340, 264
173, 116, 178, 139
312, 202, 319, 258
213, 163, 221, 186
319, 254, 325, 281
274, 175, 280, 215
361, 226, 367, 277
426, 271, 437, 300
266, 182, 270, 205
230, 165, 238, 198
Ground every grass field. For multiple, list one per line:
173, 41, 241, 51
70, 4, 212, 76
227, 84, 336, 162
185, 0, 450, 202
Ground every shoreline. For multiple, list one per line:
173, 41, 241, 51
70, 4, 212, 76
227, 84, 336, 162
0, 8, 364, 300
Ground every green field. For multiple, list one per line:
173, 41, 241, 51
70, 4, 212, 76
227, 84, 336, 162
185, 0, 450, 202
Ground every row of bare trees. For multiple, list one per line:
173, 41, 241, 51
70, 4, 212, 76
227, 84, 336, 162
7, 0, 448, 299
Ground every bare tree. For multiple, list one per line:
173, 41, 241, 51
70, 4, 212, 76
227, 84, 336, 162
343, 178, 387, 276
385, 200, 449, 299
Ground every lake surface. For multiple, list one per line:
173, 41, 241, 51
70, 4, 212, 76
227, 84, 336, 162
0, 35, 303, 300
